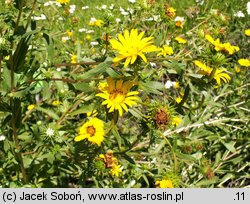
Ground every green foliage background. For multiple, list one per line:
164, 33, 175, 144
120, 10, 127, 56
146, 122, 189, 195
0, 0, 249, 187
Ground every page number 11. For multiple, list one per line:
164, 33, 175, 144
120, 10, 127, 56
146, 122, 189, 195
235, 192, 244, 201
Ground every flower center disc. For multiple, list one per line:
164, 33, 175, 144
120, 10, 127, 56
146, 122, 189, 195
87, 126, 96, 136
110, 91, 125, 104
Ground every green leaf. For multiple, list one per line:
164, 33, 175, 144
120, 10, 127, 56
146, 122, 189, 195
195, 177, 219, 187
76, 60, 112, 80
175, 151, 197, 162
0, 102, 11, 113
112, 126, 122, 150
70, 104, 95, 116
222, 141, 236, 153
36, 106, 59, 120
73, 83, 94, 92
139, 81, 164, 94
106, 67, 121, 78
122, 153, 136, 164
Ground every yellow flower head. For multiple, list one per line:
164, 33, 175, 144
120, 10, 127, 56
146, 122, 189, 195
155, 179, 174, 188
175, 97, 182, 104
111, 164, 122, 177
165, 7, 176, 18
89, 19, 103, 27
193, 60, 231, 86
74, 118, 105, 146
110, 29, 158, 67
52, 100, 60, 106
27, 104, 35, 111
171, 116, 182, 126
71, 54, 77, 63
205, 34, 239, 55
99, 151, 122, 177
238, 59, 250, 67
245, 29, 250, 36
96, 77, 139, 116
56, 0, 70, 4
175, 36, 187, 44
157, 45, 174, 57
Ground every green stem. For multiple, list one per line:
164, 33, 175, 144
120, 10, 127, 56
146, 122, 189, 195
10, 0, 28, 183
25, 0, 37, 32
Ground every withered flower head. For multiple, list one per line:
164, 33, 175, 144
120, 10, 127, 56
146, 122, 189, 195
155, 108, 170, 129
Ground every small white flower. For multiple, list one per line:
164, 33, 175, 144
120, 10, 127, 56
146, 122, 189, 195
0, 135, 6, 141
101, 5, 107, 10
115, 18, 121, 23
78, 28, 87, 33
90, 41, 99, 46
32, 14, 46, 21
82, 6, 89, 10
129, 0, 136, 3
165, 80, 178, 89
86, 30, 94, 34
247, 2, 250, 15
174, 16, 185, 22
150, 62, 156, 67
69, 5, 76, 14
46, 128, 54, 137
234, 11, 245, 17
109, 4, 114, 10
61, 36, 70, 42
121, 11, 129, 16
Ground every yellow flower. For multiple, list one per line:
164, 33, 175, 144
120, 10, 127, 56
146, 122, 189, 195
238, 59, 250, 67
234, 67, 241, 73
111, 164, 122, 177
52, 100, 60, 106
175, 97, 182, 104
157, 45, 174, 57
109, 29, 158, 67
74, 118, 105, 146
175, 36, 187, 44
193, 60, 231, 86
56, 0, 70, 4
165, 7, 176, 18
89, 19, 103, 27
99, 151, 122, 177
67, 30, 73, 38
174, 16, 185, 28
173, 82, 180, 89
27, 104, 35, 110
171, 116, 182, 126
245, 29, 250, 36
71, 54, 77, 63
86, 34, 91, 40
96, 77, 139, 116
155, 179, 174, 188
205, 34, 239, 55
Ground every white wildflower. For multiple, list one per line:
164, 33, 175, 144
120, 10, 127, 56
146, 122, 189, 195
90, 41, 99, 46
82, 6, 89, 10
0, 135, 6, 141
69, 5, 76, 14
46, 128, 55, 137
234, 11, 245, 17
